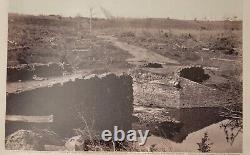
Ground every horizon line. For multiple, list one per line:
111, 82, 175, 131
8, 12, 243, 22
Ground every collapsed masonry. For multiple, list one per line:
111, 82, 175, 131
7, 63, 72, 82
6, 73, 133, 137
177, 66, 227, 108
133, 66, 227, 108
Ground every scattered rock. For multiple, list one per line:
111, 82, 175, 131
210, 37, 238, 55
202, 48, 210, 51
120, 31, 135, 38
223, 48, 237, 55
173, 81, 181, 89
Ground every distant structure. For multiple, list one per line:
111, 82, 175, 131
88, 6, 113, 33
89, 8, 94, 33
100, 7, 113, 19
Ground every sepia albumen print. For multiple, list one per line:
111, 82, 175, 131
5, 0, 242, 153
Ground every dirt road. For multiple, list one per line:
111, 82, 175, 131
97, 35, 179, 65
6, 70, 91, 94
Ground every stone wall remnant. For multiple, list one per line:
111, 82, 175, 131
7, 63, 72, 82
6, 73, 133, 138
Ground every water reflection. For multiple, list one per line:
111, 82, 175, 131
141, 107, 242, 152
153, 107, 224, 143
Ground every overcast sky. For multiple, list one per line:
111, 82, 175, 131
9, 0, 242, 20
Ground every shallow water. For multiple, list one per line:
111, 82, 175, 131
143, 119, 242, 153
136, 107, 242, 153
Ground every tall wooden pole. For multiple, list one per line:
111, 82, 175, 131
89, 8, 93, 33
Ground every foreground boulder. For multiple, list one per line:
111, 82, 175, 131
5, 129, 64, 151
5, 130, 44, 150
65, 135, 85, 151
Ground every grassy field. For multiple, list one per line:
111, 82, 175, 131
8, 12, 242, 91
8, 13, 242, 82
